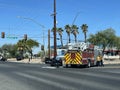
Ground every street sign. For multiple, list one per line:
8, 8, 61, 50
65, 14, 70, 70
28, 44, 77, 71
50, 45, 62, 49
6, 36, 18, 39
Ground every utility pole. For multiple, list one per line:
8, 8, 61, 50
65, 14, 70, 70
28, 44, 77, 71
53, 0, 57, 58
48, 29, 50, 59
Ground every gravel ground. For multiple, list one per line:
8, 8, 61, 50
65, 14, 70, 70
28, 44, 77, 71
103, 59, 120, 64
7, 58, 44, 64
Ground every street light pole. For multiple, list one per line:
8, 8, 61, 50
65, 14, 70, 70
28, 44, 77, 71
23, 18, 45, 47
18, 16, 45, 57
18, 16, 45, 28
53, 0, 57, 58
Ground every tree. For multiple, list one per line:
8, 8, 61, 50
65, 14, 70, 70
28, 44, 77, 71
114, 36, 120, 50
87, 34, 98, 45
57, 28, 64, 47
0, 44, 17, 58
71, 25, 79, 42
81, 24, 88, 43
65, 24, 71, 43
88, 28, 116, 52
51, 27, 55, 35
51, 27, 64, 47
25, 39, 39, 49
16, 39, 39, 59
114, 36, 120, 59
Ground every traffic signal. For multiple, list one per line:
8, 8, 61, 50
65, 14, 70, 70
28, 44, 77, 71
41, 45, 44, 51
24, 34, 27, 40
1, 32, 5, 38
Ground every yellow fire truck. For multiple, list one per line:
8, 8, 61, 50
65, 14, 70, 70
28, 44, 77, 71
63, 42, 99, 67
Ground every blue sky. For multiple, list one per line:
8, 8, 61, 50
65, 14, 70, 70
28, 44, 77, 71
0, 0, 120, 53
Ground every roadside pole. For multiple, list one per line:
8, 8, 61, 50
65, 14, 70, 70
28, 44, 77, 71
48, 29, 51, 59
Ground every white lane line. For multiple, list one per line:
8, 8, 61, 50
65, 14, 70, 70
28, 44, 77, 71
41, 66, 56, 69
14, 72, 77, 90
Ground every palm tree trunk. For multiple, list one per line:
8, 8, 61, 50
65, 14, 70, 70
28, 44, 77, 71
84, 33, 87, 43
68, 34, 71, 43
60, 36, 63, 47
75, 35, 77, 43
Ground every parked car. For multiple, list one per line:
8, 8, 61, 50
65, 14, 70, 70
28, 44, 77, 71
16, 56, 24, 61
45, 57, 52, 64
50, 56, 63, 66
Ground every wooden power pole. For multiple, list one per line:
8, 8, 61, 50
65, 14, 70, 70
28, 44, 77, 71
48, 29, 50, 59
53, 0, 57, 58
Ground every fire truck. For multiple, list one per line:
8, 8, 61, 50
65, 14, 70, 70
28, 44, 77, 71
63, 42, 100, 68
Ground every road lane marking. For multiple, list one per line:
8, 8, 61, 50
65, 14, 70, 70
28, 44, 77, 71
41, 66, 56, 69
14, 72, 78, 90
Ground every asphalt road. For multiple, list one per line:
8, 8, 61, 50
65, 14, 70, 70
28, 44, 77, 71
0, 61, 120, 90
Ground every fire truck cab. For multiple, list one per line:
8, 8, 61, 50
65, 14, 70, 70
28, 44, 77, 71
63, 42, 99, 68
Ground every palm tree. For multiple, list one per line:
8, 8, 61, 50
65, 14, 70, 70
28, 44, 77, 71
71, 25, 79, 42
16, 39, 26, 59
81, 24, 88, 43
17, 39, 39, 59
51, 27, 55, 35
65, 24, 71, 43
57, 28, 64, 47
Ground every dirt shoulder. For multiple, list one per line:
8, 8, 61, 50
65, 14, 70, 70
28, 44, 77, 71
103, 59, 120, 64
7, 58, 44, 64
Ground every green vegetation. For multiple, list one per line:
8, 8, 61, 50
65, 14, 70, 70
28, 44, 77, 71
52, 25, 120, 53
1, 24, 120, 58
71, 25, 79, 43
87, 28, 120, 52
16, 39, 39, 59
64, 24, 71, 43
0, 44, 17, 58
81, 24, 88, 43
0, 39, 39, 58
57, 28, 64, 47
